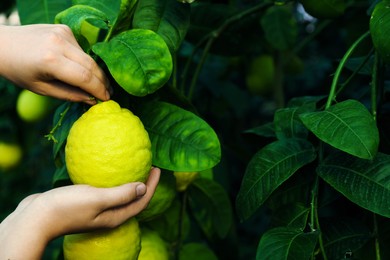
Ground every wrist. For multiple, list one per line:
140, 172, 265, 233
0, 208, 49, 260
0, 25, 12, 78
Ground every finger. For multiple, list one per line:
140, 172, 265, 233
62, 45, 110, 95
96, 168, 161, 227
51, 57, 109, 101
98, 182, 147, 210
29, 81, 98, 105
39, 42, 109, 101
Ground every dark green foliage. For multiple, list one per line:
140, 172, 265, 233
3, 0, 390, 259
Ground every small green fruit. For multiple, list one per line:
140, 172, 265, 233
245, 55, 275, 96
138, 228, 169, 260
137, 171, 176, 222
16, 90, 51, 122
0, 142, 22, 171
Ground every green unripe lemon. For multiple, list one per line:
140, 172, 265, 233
138, 228, 169, 260
137, 171, 176, 222
370, 0, 390, 63
0, 142, 22, 171
299, 0, 346, 19
16, 89, 51, 122
173, 171, 199, 192
245, 55, 275, 96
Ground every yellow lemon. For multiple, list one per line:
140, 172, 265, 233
173, 171, 199, 192
16, 89, 52, 122
65, 100, 152, 187
63, 218, 141, 260
0, 142, 22, 171
137, 172, 176, 222
138, 228, 169, 260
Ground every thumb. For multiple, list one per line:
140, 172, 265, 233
98, 182, 147, 210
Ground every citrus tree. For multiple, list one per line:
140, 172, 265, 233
2, 0, 390, 259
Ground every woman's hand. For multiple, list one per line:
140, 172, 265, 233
0, 167, 161, 260
0, 24, 110, 104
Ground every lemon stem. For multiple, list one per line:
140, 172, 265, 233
175, 191, 188, 260
325, 31, 370, 109
45, 102, 72, 143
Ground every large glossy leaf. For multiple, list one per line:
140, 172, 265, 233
271, 203, 310, 229
17, 0, 71, 24
321, 218, 371, 259
274, 102, 316, 140
300, 99, 379, 160
73, 0, 121, 23
318, 152, 390, 217
55, 5, 108, 51
266, 172, 312, 211
236, 138, 316, 221
256, 227, 319, 260
92, 29, 173, 96
188, 178, 233, 238
136, 101, 221, 171
260, 5, 297, 51
286, 96, 326, 108
133, 0, 191, 52
243, 122, 276, 138
110, 0, 138, 36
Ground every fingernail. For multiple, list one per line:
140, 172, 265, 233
136, 184, 146, 197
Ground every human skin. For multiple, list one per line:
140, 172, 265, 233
0, 168, 161, 260
0, 24, 110, 104
0, 23, 160, 260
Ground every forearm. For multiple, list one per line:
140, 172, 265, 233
0, 25, 13, 78
0, 215, 47, 260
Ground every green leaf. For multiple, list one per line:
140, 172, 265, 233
243, 122, 276, 138
274, 102, 316, 140
17, 0, 71, 24
179, 243, 218, 260
317, 152, 390, 218
286, 95, 326, 108
188, 178, 233, 239
133, 0, 191, 52
256, 227, 319, 260
73, 0, 121, 23
110, 0, 138, 36
55, 5, 108, 50
260, 5, 297, 51
300, 99, 379, 160
136, 101, 221, 171
271, 203, 310, 229
52, 162, 72, 188
266, 172, 312, 211
236, 138, 316, 221
51, 102, 84, 161
321, 218, 371, 259
92, 29, 173, 96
